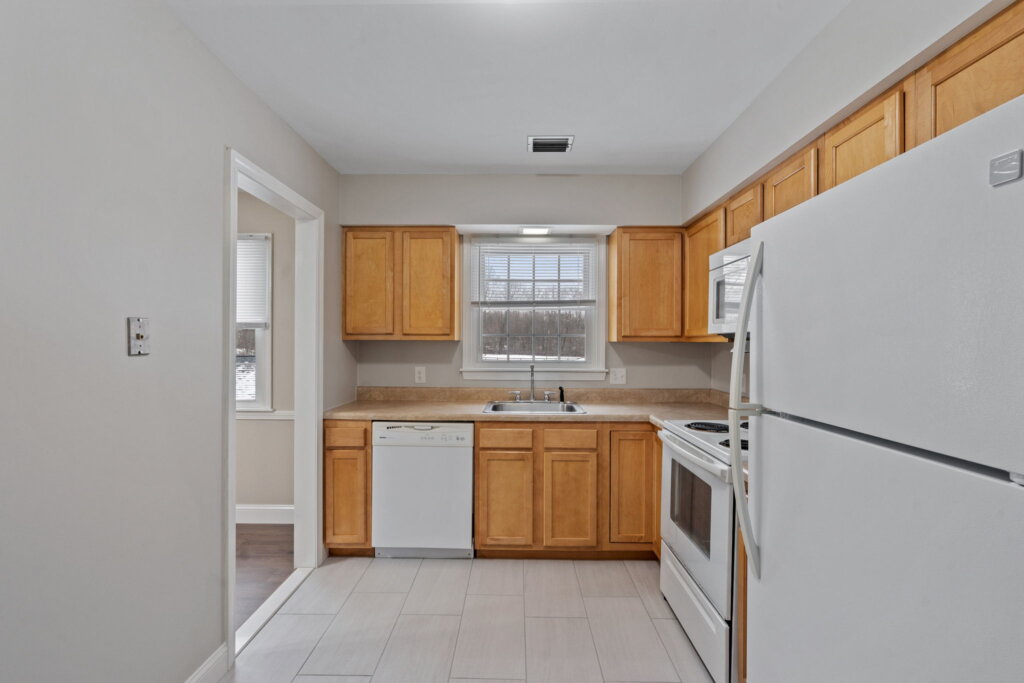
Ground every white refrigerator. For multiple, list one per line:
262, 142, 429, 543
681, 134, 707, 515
730, 94, 1024, 683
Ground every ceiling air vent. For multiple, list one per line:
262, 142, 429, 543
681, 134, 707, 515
528, 135, 574, 153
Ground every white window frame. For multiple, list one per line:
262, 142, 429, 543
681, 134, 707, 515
236, 233, 273, 411
461, 235, 607, 381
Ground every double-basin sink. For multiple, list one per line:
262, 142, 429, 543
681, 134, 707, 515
482, 401, 586, 414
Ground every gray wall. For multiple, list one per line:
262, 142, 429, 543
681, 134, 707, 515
0, 3, 350, 682
356, 340, 720, 390
339, 173, 685, 226
679, 0, 1016, 222
237, 192, 295, 506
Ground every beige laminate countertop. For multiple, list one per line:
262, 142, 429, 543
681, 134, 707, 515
323, 400, 726, 425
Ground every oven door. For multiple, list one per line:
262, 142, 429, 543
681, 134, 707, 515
708, 255, 748, 335
659, 430, 734, 618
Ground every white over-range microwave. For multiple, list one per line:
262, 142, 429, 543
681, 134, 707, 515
707, 239, 752, 336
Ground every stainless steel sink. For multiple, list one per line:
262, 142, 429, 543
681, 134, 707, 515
482, 401, 587, 414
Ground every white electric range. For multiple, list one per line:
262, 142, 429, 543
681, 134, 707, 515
657, 419, 748, 683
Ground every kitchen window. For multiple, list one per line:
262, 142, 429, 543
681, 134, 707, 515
461, 237, 607, 380
236, 233, 272, 410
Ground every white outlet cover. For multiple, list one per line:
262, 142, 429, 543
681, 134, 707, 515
414, 366, 426, 384
609, 368, 626, 384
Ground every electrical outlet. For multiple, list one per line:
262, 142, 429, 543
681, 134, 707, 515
414, 366, 426, 384
609, 368, 626, 385
127, 317, 150, 356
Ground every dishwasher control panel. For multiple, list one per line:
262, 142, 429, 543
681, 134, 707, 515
372, 421, 474, 447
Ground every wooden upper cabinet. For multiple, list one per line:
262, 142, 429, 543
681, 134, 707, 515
543, 450, 598, 547
608, 227, 685, 342
344, 229, 394, 336
915, 2, 1024, 144
342, 226, 460, 340
820, 89, 904, 191
763, 146, 818, 219
400, 229, 457, 337
683, 209, 726, 340
608, 430, 656, 544
725, 184, 763, 246
477, 449, 534, 547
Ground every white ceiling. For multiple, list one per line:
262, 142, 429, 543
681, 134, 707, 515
169, 0, 851, 175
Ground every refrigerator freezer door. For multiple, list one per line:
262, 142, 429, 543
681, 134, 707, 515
746, 415, 1024, 683
749, 96, 1024, 473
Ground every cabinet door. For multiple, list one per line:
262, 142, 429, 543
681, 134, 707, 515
399, 228, 456, 338
820, 89, 903, 191
325, 448, 370, 546
763, 146, 817, 219
343, 229, 394, 337
725, 184, 763, 246
915, 2, 1024, 144
478, 450, 534, 546
543, 450, 598, 547
609, 431, 655, 544
683, 210, 725, 339
615, 229, 684, 340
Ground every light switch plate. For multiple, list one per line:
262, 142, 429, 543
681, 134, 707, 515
609, 368, 626, 385
414, 366, 426, 384
990, 149, 1022, 186
127, 317, 150, 356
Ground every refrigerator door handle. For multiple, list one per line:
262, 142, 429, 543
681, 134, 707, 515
730, 240, 764, 579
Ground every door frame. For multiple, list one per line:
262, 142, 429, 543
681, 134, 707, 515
223, 149, 326, 663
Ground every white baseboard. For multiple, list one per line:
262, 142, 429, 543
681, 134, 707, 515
184, 643, 227, 683
236, 504, 294, 525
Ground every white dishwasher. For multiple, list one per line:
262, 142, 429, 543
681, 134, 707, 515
371, 421, 474, 558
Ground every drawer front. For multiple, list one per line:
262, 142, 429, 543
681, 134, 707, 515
479, 428, 534, 450
544, 428, 598, 450
325, 425, 367, 448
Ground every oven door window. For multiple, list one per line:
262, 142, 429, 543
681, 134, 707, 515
670, 459, 713, 558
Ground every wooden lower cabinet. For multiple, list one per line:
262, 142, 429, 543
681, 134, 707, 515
475, 422, 658, 556
324, 420, 372, 549
609, 430, 656, 544
543, 450, 599, 547
324, 419, 661, 558
477, 449, 535, 546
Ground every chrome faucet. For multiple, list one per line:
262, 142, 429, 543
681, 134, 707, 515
529, 364, 536, 402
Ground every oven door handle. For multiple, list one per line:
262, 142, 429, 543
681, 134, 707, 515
730, 240, 763, 579
658, 430, 731, 484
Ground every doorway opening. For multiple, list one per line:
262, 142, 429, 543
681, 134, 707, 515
224, 150, 326, 662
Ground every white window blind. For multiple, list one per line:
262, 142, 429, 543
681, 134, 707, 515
468, 240, 598, 364
237, 234, 270, 327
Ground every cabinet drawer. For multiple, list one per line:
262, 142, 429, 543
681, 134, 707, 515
479, 428, 533, 450
544, 428, 598, 450
325, 425, 366, 448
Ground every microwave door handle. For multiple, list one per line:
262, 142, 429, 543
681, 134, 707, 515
658, 431, 731, 483
729, 240, 764, 579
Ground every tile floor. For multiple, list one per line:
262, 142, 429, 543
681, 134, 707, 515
220, 557, 713, 683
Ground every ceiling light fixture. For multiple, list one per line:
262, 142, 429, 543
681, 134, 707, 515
520, 227, 550, 236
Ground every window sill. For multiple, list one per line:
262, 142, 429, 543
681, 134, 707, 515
460, 367, 608, 381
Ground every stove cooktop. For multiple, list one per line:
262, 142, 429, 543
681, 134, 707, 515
662, 418, 749, 462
